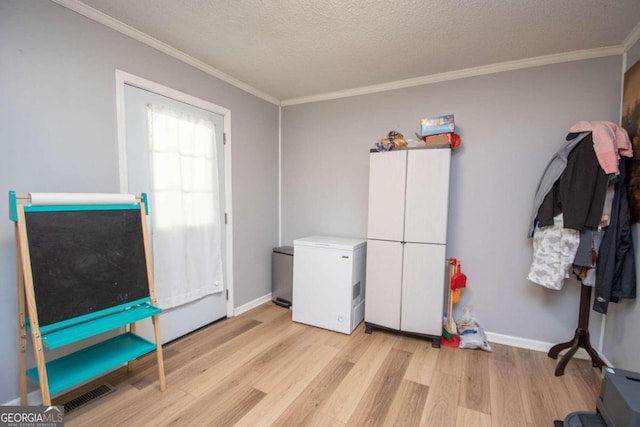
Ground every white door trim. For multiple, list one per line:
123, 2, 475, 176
115, 69, 235, 317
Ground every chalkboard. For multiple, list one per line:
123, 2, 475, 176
24, 208, 150, 327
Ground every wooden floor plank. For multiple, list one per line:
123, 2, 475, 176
488, 342, 516, 364
323, 322, 364, 351
318, 332, 397, 423
488, 358, 528, 427
459, 349, 491, 414
384, 379, 429, 427
183, 321, 321, 400
233, 343, 339, 426
419, 370, 460, 427
152, 381, 266, 427
129, 317, 262, 390
175, 314, 305, 395
301, 412, 346, 427
518, 370, 562, 427
391, 334, 422, 353
249, 326, 332, 392
272, 357, 354, 426
205, 387, 266, 427
66, 383, 194, 427
246, 303, 291, 323
346, 348, 412, 426
435, 344, 464, 377
335, 325, 375, 363
455, 406, 492, 427
566, 367, 601, 410
545, 367, 601, 420
163, 308, 292, 389
404, 342, 438, 386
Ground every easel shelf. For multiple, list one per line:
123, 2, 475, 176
33, 301, 162, 350
26, 333, 156, 396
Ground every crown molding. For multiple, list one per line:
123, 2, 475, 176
281, 46, 623, 106
51, 0, 631, 108
623, 21, 640, 52
50, 0, 281, 106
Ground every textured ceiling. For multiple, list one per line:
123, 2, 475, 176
76, 0, 640, 102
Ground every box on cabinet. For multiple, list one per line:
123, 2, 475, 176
420, 114, 455, 136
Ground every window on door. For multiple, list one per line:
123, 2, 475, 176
147, 104, 224, 309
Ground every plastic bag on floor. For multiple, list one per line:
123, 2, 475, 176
456, 306, 492, 352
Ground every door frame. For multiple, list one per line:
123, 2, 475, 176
114, 69, 234, 317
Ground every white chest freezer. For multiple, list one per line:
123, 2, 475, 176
292, 236, 366, 334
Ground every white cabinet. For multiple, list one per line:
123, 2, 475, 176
366, 150, 407, 242
404, 148, 451, 244
364, 147, 451, 347
401, 243, 447, 335
363, 239, 402, 330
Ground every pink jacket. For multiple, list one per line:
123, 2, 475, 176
569, 121, 633, 175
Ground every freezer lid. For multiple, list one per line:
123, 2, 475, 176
293, 235, 367, 250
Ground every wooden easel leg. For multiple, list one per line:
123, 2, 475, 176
16, 208, 51, 405
547, 284, 604, 376
15, 228, 27, 405
127, 322, 137, 373
139, 204, 166, 392
152, 314, 166, 391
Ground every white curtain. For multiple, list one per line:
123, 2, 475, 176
147, 104, 224, 309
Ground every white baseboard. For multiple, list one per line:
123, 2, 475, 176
2, 390, 42, 406
234, 293, 272, 316
485, 331, 610, 364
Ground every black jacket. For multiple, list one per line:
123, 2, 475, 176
594, 157, 637, 314
537, 134, 609, 231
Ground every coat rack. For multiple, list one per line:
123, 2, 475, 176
547, 282, 604, 376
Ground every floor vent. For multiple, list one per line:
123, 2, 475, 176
63, 383, 115, 414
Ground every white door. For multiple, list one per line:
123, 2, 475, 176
364, 239, 403, 330
404, 148, 451, 244
123, 83, 227, 344
366, 150, 407, 241
401, 242, 446, 336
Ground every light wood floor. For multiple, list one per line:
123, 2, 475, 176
56, 303, 602, 426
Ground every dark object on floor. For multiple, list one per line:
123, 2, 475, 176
554, 412, 607, 426
63, 383, 115, 414
557, 367, 640, 426
597, 367, 640, 427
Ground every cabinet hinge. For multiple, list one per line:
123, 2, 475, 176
223, 133, 227, 145
225, 213, 228, 224
225, 289, 229, 300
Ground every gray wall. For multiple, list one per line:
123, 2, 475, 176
0, 1, 278, 404
601, 39, 640, 372
282, 56, 622, 346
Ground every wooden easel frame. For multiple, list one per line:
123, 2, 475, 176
11, 192, 166, 405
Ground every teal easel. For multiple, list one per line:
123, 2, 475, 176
10, 191, 166, 405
